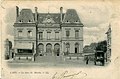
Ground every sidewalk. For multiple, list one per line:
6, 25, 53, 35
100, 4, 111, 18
6, 56, 110, 68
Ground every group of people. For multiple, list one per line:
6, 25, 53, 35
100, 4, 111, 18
85, 55, 105, 66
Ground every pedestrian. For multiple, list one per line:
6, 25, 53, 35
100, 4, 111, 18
86, 56, 89, 64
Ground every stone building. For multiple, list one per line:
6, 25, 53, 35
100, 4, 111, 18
13, 6, 84, 60
105, 25, 111, 61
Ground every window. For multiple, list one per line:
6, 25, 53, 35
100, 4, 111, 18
39, 32, 43, 40
66, 30, 70, 38
28, 20, 31, 22
47, 32, 51, 40
18, 30, 22, 37
55, 32, 59, 40
18, 49, 32, 53
66, 43, 70, 48
18, 49, 23, 53
75, 20, 79, 23
28, 31, 32, 37
19, 20, 23, 22
19, 20, 22, 22
75, 30, 79, 39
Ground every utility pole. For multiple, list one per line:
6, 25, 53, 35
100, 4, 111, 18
35, 7, 38, 61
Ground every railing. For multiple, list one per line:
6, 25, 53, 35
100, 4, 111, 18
15, 37, 83, 42
38, 38, 61, 41
64, 53, 83, 60
14, 37, 36, 40
15, 53, 33, 56
38, 37, 83, 41
62, 37, 83, 40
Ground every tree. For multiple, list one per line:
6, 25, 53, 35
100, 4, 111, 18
90, 42, 97, 50
96, 40, 107, 52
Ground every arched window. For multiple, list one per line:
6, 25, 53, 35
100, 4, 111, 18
46, 43, 52, 53
66, 43, 70, 48
38, 43, 44, 55
54, 43, 60, 56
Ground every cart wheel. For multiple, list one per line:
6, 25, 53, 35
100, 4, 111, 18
102, 61, 104, 66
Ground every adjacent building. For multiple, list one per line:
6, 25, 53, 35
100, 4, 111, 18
83, 44, 96, 61
105, 25, 111, 61
13, 6, 84, 60
4, 39, 13, 59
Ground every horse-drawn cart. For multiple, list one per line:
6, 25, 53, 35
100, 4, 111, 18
94, 51, 105, 66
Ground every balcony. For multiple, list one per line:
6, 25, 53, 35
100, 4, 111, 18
38, 38, 61, 42
62, 37, 83, 41
37, 37, 83, 42
14, 37, 36, 41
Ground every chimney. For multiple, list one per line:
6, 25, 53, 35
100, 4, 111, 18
60, 7, 63, 23
35, 7, 38, 22
16, 6, 19, 17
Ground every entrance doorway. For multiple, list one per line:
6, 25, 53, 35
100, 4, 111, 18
54, 43, 60, 56
46, 43, 52, 55
75, 48, 77, 53
75, 43, 79, 53
12, 53, 14, 58
38, 43, 44, 56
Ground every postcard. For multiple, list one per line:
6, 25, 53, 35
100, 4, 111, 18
0, 0, 120, 79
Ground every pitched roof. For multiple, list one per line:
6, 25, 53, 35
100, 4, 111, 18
62, 9, 81, 24
15, 8, 83, 26
16, 8, 65, 24
37, 13, 65, 24
106, 27, 111, 34
16, 9, 35, 23
83, 45, 95, 53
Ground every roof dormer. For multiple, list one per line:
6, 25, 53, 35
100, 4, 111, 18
63, 9, 81, 24
16, 9, 35, 23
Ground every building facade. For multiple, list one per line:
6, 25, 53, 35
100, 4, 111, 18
13, 6, 84, 60
105, 25, 111, 61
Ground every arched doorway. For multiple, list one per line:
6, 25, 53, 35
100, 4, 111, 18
65, 43, 70, 55
46, 43, 52, 54
54, 43, 60, 56
38, 43, 44, 56
75, 43, 79, 53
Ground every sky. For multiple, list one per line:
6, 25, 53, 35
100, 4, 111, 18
4, 1, 114, 46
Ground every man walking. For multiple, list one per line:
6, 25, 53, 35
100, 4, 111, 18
86, 56, 89, 64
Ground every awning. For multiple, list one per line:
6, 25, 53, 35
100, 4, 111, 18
15, 42, 33, 49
